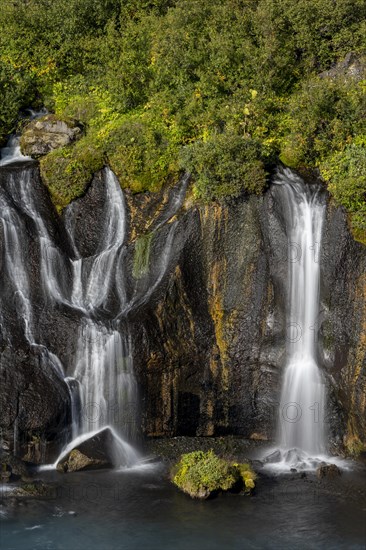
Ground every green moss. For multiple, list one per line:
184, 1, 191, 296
320, 144, 366, 244
171, 450, 256, 499
107, 118, 179, 194
133, 233, 153, 279
344, 434, 366, 457
40, 137, 104, 211
21, 482, 50, 496
233, 462, 257, 493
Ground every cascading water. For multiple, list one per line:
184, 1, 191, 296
0, 109, 47, 166
0, 140, 183, 468
266, 168, 328, 470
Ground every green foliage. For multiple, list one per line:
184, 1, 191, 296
172, 450, 256, 499
180, 133, 266, 200
233, 462, 258, 493
321, 144, 366, 243
0, 0, 365, 224
107, 118, 179, 193
0, 61, 36, 144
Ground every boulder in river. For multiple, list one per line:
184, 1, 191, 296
56, 428, 115, 473
316, 463, 342, 480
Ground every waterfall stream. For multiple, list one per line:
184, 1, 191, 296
0, 148, 183, 468
266, 169, 328, 470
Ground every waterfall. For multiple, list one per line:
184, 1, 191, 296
0, 146, 183, 467
0, 109, 47, 166
0, 135, 32, 166
68, 168, 127, 313
266, 168, 328, 469
0, 193, 34, 343
73, 321, 137, 439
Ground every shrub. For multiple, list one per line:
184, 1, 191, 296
320, 144, 366, 243
180, 132, 267, 201
1, 0, 365, 226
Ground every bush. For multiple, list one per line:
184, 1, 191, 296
180, 132, 267, 201
171, 450, 257, 499
107, 118, 179, 193
320, 144, 366, 243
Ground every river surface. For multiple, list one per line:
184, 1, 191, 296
1, 465, 365, 550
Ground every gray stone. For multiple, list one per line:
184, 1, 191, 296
319, 52, 366, 80
20, 114, 83, 158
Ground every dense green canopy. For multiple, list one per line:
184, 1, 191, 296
0, 0, 365, 238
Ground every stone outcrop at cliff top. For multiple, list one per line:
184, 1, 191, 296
20, 114, 83, 158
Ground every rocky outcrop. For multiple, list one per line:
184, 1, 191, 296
319, 52, 366, 81
0, 160, 365, 460
20, 114, 83, 158
128, 177, 366, 452
321, 201, 366, 454
131, 193, 280, 441
0, 346, 71, 461
171, 450, 256, 499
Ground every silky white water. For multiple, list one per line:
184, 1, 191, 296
0, 156, 183, 468
265, 169, 328, 470
0, 109, 47, 166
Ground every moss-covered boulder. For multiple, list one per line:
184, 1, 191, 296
20, 114, 83, 158
171, 450, 256, 499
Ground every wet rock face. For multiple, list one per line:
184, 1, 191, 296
321, 202, 366, 453
62, 170, 107, 258
131, 194, 283, 441
130, 180, 366, 450
20, 115, 83, 158
0, 347, 71, 453
0, 162, 365, 457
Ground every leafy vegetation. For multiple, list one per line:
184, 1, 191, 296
171, 450, 257, 499
0, 0, 365, 237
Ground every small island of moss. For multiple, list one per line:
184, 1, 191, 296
171, 450, 257, 500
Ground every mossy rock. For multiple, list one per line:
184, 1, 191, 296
171, 450, 257, 499
40, 139, 104, 211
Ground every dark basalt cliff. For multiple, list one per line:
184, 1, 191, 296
0, 165, 365, 459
